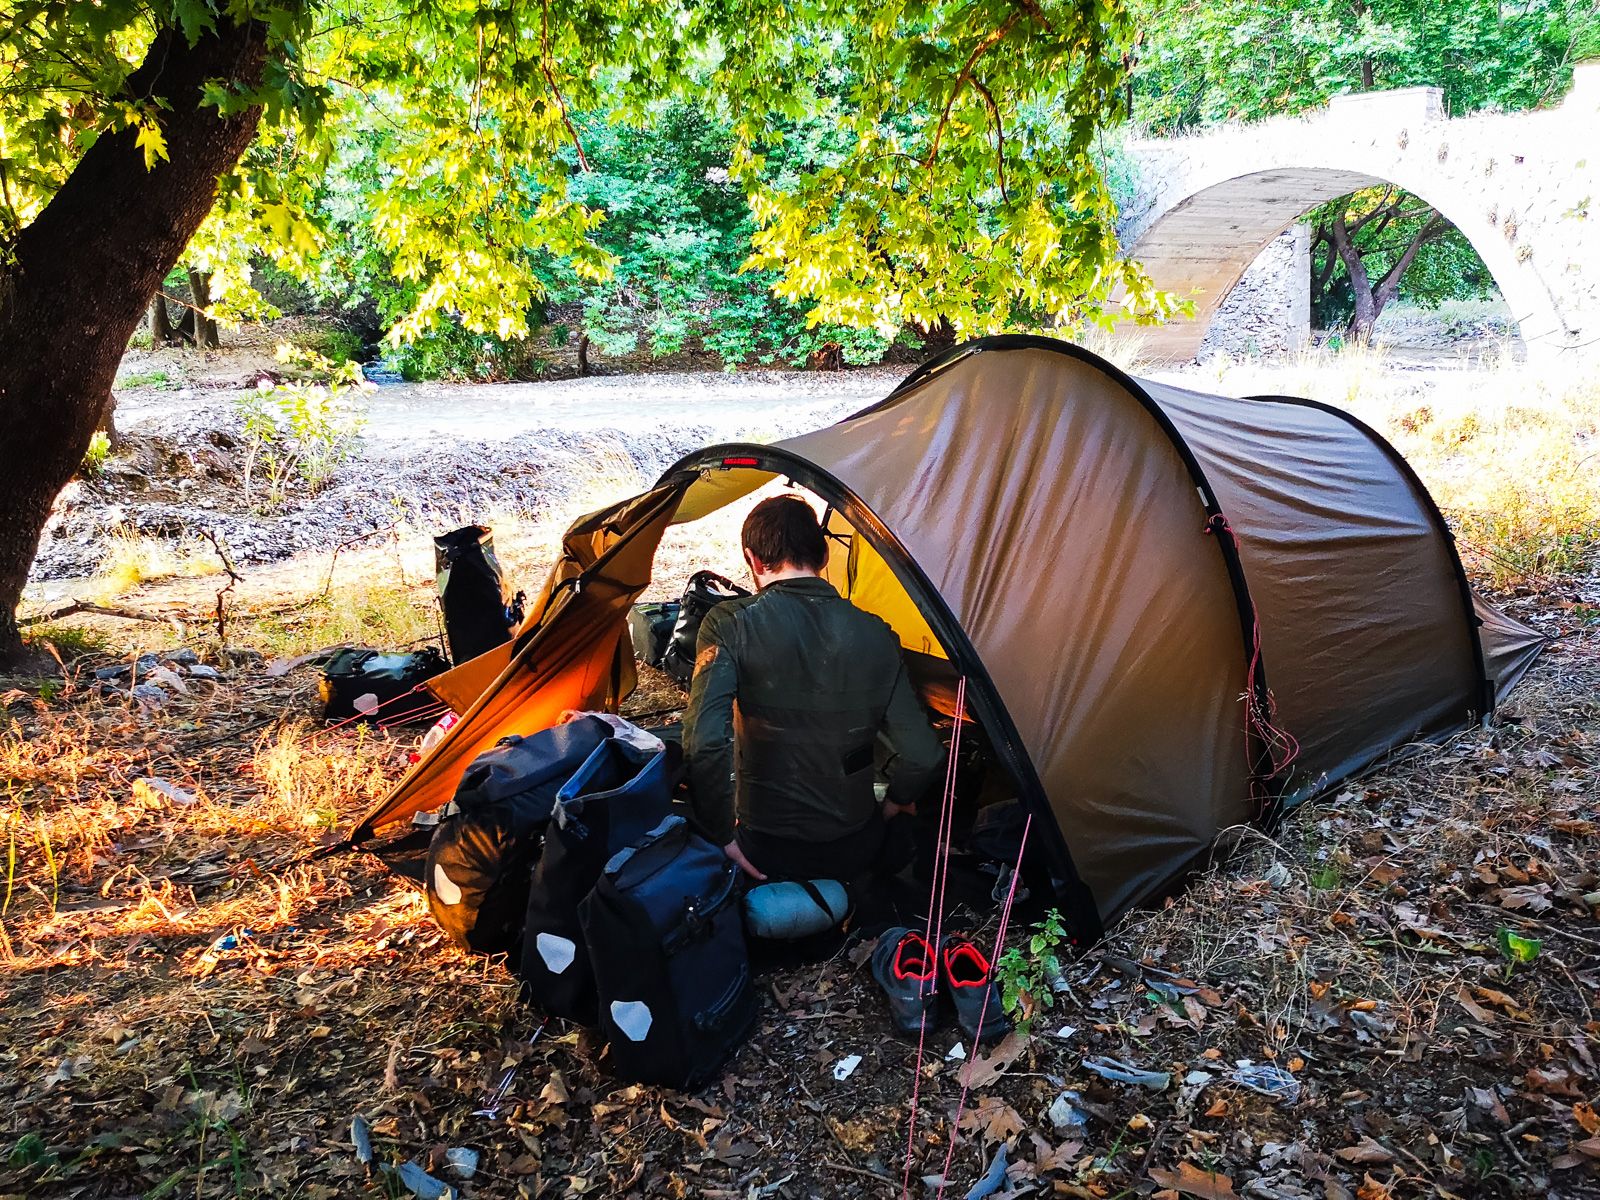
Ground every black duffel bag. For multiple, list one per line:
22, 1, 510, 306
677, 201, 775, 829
320, 647, 449, 725
424, 717, 613, 956
580, 814, 756, 1087
434, 525, 518, 666
660, 572, 749, 687
627, 602, 680, 670
519, 738, 672, 1021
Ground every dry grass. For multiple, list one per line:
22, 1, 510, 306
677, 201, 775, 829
93, 528, 220, 599
1185, 345, 1600, 591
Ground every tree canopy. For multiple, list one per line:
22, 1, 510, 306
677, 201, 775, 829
3, 0, 1166, 355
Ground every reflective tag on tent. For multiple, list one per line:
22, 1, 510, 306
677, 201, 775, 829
610, 1000, 653, 1042
431, 864, 463, 906
536, 933, 576, 975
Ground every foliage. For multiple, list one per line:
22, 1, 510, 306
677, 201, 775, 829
79, 431, 112, 477
235, 345, 369, 512
1129, 0, 1597, 133
994, 907, 1070, 1032
4, 0, 1159, 371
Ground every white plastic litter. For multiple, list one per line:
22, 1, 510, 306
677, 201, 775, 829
832, 1054, 863, 1081
1231, 1061, 1301, 1104
444, 1147, 479, 1180
397, 1160, 457, 1200
133, 777, 198, 807
1047, 1090, 1090, 1132
946, 1043, 967, 1061
1054, 1024, 1078, 1040
350, 1115, 373, 1165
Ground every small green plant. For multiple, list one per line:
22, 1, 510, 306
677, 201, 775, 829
119, 368, 171, 388
235, 344, 370, 512
7, 1132, 58, 1169
80, 430, 111, 476
994, 907, 1069, 1032
1496, 926, 1542, 979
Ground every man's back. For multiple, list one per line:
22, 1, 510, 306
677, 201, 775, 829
683, 576, 941, 847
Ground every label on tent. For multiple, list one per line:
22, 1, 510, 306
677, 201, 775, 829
431, 864, 463, 906
610, 1000, 653, 1042
535, 933, 577, 975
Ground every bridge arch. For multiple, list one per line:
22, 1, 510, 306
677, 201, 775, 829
1120, 72, 1600, 364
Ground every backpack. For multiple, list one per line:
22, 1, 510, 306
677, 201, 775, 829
424, 717, 613, 956
580, 815, 756, 1087
434, 525, 517, 665
519, 738, 672, 1021
320, 647, 449, 725
660, 572, 750, 687
627, 602, 681, 670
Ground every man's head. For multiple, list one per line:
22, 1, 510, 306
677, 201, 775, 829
741, 495, 828, 588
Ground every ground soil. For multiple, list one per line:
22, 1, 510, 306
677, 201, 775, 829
4, 320, 1599, 1200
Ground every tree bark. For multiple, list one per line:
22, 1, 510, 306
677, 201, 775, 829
0, 19, 271, 662
1331, 204, 1448, 342
188, 267, 220, 349
149, 294, 175, 344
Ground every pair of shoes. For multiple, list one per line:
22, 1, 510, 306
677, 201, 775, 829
870, 926, 1012, 1046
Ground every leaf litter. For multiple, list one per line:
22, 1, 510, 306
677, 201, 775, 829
0, 597, 1594, 1198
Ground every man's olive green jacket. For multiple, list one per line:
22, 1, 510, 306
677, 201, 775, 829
682, 575, 944, 847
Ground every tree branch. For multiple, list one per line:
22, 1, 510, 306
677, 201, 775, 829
969, 77, 1009, 202
541, 0, 589, 171
925, 14, 1020, 170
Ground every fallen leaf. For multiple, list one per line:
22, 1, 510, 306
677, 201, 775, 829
1334, 1137, 1394, 1165
959, 1094, 1025, 1145
540, 1070, 569, 1106
1147, 1161, 1239, 1200
1575, 1103, 1600, 1136
958, 1029, 1029, 1088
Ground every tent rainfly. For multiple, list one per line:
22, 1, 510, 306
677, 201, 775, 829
352, 336, 1548, 939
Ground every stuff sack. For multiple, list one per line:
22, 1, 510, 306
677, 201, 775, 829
434, 525, 518, 665
424, 717, 613, 956
627, 602, 680, 670
320, 647, 449, 725
660, 572, 749, 687
520, 738, 672, 1021
580, 815, 756, 1087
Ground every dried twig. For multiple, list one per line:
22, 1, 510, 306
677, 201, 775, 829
200, 529, 243, 645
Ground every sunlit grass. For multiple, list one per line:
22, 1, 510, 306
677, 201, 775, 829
92, 528, 218, 598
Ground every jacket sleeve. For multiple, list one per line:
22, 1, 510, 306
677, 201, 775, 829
683, 606, 739, 845
880, 659, 944, 810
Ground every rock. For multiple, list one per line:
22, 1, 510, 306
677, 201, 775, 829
1047, 1090, 1090, 1132
186, 664, 222, 680
130, 683, 166, 710
168, 648, 200, 666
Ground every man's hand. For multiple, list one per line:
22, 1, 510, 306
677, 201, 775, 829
723, 839, 767, 881
883, 800, 917, 821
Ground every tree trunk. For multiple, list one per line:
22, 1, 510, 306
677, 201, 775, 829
1328, 210, 1379, 342
188, 268, 220, 349
0, 19, 270, 663
98, 399, 124, 453
149, 295, 174, 344
577, 332, 591, 376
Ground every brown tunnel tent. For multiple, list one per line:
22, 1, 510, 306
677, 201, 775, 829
352, 336, 1548, 939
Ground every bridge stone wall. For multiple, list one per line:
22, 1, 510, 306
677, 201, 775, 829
1119, 64, 1600, 364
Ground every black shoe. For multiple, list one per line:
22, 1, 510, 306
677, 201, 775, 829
940, 935, 1011, 1047
870, 926, 939, 1037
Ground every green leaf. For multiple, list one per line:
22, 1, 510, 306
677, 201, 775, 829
1497, 928, 1543, 964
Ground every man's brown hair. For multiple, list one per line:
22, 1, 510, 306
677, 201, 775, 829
741, 495, 828, 572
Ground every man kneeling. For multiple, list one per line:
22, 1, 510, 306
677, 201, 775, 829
683, 495, 943, 886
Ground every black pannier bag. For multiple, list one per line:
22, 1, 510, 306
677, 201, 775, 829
627, 602, 680, 670
580, 814, 756, 1087
320, 647, 449, 724
519, 738, 672, 1020
434, 525, 517, 665
424, 717, 613, 955
660, 572, 750, 687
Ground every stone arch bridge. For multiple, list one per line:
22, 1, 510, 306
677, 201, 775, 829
1120, 65, 1600, 364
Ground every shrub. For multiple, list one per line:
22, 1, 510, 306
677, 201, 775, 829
235, 344, 370, 511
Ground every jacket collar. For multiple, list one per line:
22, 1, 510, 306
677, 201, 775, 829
760, 575, 838, 598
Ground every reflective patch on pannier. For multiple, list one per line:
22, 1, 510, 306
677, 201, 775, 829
431, 863, 463, 906
610, 1000, 654, 1042
536, 932, 576, 974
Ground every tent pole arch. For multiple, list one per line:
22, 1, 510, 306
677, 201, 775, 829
662, 446, 1107, 943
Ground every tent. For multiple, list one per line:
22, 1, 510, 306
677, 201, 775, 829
351, 335, 1548, 939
